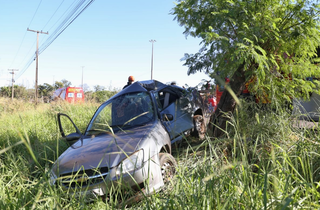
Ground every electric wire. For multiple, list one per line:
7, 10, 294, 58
15, 0, 96, 80
46, 0, 81, 33
28, 0, 43, 28
44, 0, 85, 44
16, 0, 86, 79
14, 0, 68, 77
40, 0, 92, 53
16, 0, 90, 79
42, 0, 66, 31
8, 0, 43, 69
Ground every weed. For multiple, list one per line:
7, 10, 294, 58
0, 98, 319, 209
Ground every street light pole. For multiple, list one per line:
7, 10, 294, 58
149, 40, 156, 80
81, 66, 84, 89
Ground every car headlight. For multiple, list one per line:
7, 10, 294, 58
116, 150, 144, 176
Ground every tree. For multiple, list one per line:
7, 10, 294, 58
0, 86, 11, 97
38, 83, 54, 97
173, 0, 320, 137
14, 85, 29, 99
82, 83, 90, 92
94, 85, 105, 92
0, 85, 30, 99
61, 79, 72, 87
54, 81, 64, 90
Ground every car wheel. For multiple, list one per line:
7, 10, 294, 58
159, 153, 176, 185
192, 115, 206, 140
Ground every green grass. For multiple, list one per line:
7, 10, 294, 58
0, 98, 319, 209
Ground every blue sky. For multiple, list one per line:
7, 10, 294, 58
0, 0, 211, 90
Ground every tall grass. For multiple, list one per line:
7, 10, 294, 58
0, 98, 99, 209
140, 102, 320, 209
0, 97, 319, 209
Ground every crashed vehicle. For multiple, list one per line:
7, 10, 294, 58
292, 92, 320, 122
52, 87, 85, 103
50, 80, 209, 200
292, 77, 320, 122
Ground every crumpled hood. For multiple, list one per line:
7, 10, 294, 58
52, 124, 154, 175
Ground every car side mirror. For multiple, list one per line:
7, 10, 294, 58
162, 114, 173, 121
65, 132, 82, 143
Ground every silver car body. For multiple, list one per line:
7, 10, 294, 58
292, 92, 320, 122
50, 80, 208, 199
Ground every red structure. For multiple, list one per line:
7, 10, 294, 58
53, 87, 85, 103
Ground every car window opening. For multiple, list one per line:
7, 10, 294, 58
86, 92, 155, 135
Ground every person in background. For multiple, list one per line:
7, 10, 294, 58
123, 76, 135, 89
171, 81, 177, 85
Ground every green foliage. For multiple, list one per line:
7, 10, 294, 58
0, 99, 98, 163
85, 89, 119, 103
61, 79, 72, 87
54, 81, 64, 89
94, 85, 105, 92
38, 83, 54, 97
0, 85, 33, 99
0, 97, 319, 208
173, 0, 320, 102
140, 101, 320, 209
0, 86, 11, 97
53, 79, 72, 89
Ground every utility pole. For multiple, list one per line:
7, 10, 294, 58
81, 66, 84, 89
149, 40, 156, 80
8, 69, 19, 100
27, 28, 48, 104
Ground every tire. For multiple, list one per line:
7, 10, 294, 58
159, 153, 177, 185
192, 115, 206, 140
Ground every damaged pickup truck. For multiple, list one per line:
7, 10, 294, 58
50, 80, 210, 201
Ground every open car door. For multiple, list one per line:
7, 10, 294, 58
57, 113, 83, 145
159, 87, 194, 140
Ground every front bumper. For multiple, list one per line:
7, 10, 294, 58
51, 154, 164, 198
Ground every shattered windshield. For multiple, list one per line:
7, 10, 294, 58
86, 92, 155, 135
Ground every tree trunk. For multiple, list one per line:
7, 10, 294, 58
209, 62, 247, 137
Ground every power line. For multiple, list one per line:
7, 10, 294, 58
12, 0, 67, 75
8, 0, 43, 69
15, 0, 96, 80
42, 0, 66, 30
28, 0, 44, 28
45, 0, 81, 33
39, 0, 95, 54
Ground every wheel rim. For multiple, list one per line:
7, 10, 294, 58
161, 161, 174, 183
195, 117, 205, 134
